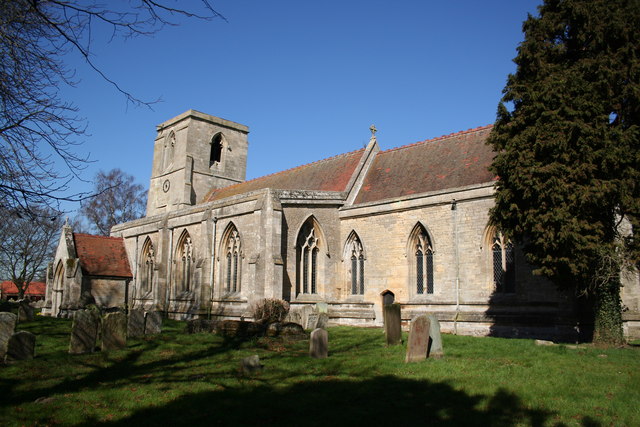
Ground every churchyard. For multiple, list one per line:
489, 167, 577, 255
0, 315, 638, 426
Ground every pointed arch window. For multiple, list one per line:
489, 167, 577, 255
210, 133, 224, 167
410, 224, 434, 295
163, 131, 176, 172
492, 232, 515, 293
297, 220, 321, 295
223, 225, 242, 293
140, 238, 155, 294
346, 232, 365, 295
176, 231, 193, 293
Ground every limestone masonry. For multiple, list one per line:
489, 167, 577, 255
43, 110, 640, 341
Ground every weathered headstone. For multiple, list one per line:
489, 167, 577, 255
145, 311, 163, 335
427, 314, 444, 358
6, 331, 36, 360
18, 302, 35, 322
285, 309, 303, 326
316, 312, 329, 330
309, 328, 328, 359
405, 315, 431, 363
241, 355, 264, 374
69, 309, 100, 354
299, 305, 313, 330
102, 312, 127, 351
316, 302, 329, 314
127, 308, 145, 338
0, 312, 17, 360
306, 312, 320, 330
384, 303, 402, 345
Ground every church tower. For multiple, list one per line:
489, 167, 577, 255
146, 110, 249, 216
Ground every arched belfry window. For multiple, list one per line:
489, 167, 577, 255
409, 224, 434, 295
297, 218, 323, 295
222, 223, 242, 293
210, 133, 224, 167
345, 231, 365, 295
492, 231, 515, 293
163, 131, 176, 172
175, 231, 193, 293
140, 238, 155, 294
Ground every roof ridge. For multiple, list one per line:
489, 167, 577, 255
74, 233, 124, 241
380, 124, 493, 155
207, 147, 366, 197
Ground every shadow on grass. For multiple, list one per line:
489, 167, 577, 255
83, 375, 556, 427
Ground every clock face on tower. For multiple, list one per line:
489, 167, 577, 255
162, 179, 170, 193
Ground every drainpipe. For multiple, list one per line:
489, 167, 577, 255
133, 235, 139, 310
452, 199, 460, 334
209, 216, 218, 319
165, 228, 174, 316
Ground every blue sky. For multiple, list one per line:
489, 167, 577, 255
59, 0, 541, 213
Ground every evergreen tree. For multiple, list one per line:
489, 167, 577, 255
488, 0, 639, 345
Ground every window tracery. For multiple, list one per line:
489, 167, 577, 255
492, 232, 515, 293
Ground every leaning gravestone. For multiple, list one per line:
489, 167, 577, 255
427, 314, 444, 359
384, 303, 402, 345
127, 308, 145, 338
0, 312, 17, 360
309, 328, 328, 359
316, 312, 329, 330
145, 311, 162, 335
69, 309, 100, 354
6, 331, 36, 361
102, 312, 127, 351
285, 309, 303, 326
405, 315, 431, 363
299, 305, 314, 330
306, 313, 320, 330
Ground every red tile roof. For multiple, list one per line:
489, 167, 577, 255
0, 281, 46, 296
353, 125, 496, 204
203, 148, 366, 202
73, 234, 132, 278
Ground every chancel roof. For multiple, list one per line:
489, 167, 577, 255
73, 234, 132, 278
203, 148, 366, 202
354, 125, 496, 204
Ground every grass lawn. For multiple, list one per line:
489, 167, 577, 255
0, 316, 638, 426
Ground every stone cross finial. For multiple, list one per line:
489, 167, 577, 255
370, 124, 377, 137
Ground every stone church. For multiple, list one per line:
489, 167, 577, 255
44, 110, 640, 341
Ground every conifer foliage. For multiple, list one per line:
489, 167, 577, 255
488, 0, 639, 344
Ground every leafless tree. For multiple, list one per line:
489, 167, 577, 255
0, 1, 224, 213
0, 207, 62, 299
80, 169, 147, 235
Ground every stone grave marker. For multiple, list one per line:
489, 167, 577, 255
306, 313, 319, 330
18, 302, 35, 322
69, 309, 100, 354
299, 305, 313, 330
427, 314, 444, 359
405, 315, 431, 363
316, 302, 329, 314
6, 331, 36, 361
384, 303, 402, 345
127, 308, 145, 338
309, 328, 328, 359
145, 311, 163, 335
285, 309, 303, 326
0, 312, 17, 360
241, 355, 264, 374
102, 312, 127, 351
316, 312, 329, 330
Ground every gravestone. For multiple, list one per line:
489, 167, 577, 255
241, 355, 264, 374
0, 312, 17, 360
285, 310, 303, 326
69, 309, 100, 354
6, 331, 36, 360
18, 302, 35, 322
427, 314, 444, 358
405, 315, 431, 363
315, 302, 329, 314
309, 328, 328, 359
316, 312, 329, 330
127, 308, 145, 338
384, 303, 402, 345
299, 305, 313, 330
306, 313, 320, 330
101, 312, 127, 351
145, 311, 163, 335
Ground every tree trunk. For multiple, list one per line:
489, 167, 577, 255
592, 279, 624, 346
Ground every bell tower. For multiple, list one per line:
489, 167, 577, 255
146, 110, 249, 216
